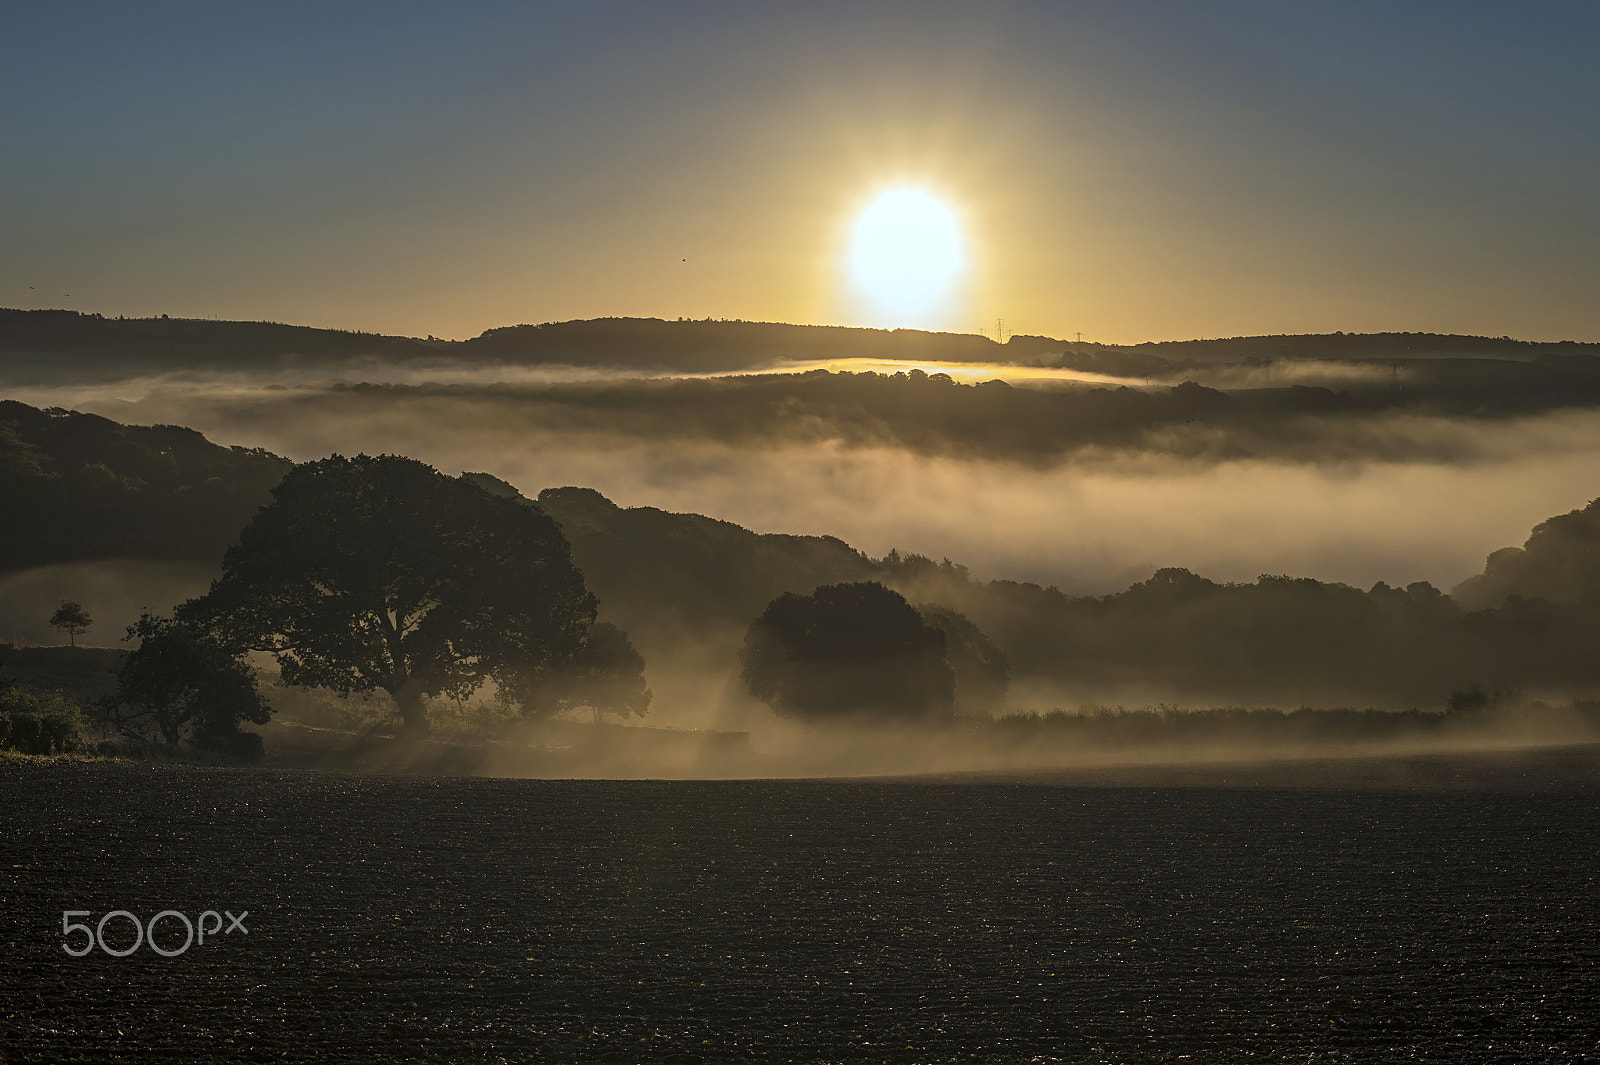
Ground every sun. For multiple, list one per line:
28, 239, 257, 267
847, 188, 965, 326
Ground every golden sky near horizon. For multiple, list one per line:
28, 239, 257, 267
5, 4, 1599, 344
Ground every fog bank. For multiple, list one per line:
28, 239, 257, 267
39, 381, 1600, 593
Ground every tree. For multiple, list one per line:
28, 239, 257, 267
739, 581, 955, 722
918, 604, 1009, 715
504, 621, 651, 722
97, 611, 269, 759
186, 454, 597, 737
49, 600, 92, 647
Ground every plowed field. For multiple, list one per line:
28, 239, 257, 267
3, 749, 1597, 1062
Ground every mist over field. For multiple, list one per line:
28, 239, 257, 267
28, 370, 1600, 596
8, 316, 1600, 757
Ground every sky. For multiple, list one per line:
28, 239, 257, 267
5, 1, 1600, 343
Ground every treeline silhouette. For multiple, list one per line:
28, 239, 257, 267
489, 480, 877, 642
877, 557, 1600, 708
462, 317, 1006, 371
0, 310, 1013, 379
520, 478, 1600, 709
987, 696, 1600, 752
1454, 496, 1600, 609
12, 307, 1600, 387
293, 363, 1600, 466
0, 308, 436, 382
0, 400, 290, 570
1116, 330, 1600, 363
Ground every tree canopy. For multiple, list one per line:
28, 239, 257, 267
97, 611, 269, 759
739, 581, 955, 723
504, 620, 652, 722
0, 400, 291, 572
917, 603, 1009, 715
186, 454, 598, 735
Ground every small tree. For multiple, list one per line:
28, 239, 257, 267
49, 600, 92, 647
97, 612, 270, 759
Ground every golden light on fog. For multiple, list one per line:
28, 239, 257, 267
848, 188, 964, 325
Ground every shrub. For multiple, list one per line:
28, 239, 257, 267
0, 689, 86, 754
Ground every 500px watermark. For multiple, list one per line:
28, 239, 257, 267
62, 910, 248, 957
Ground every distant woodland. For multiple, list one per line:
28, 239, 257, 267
0, 400, 290, 569
93, 365, 1600, 476
7, 307, 1600, 384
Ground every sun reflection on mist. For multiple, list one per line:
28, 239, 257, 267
714, 357, 1136, 387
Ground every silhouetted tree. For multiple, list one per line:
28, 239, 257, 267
186, 454, 596, 737
918, 604, 1009, 715
48, 600, 92, 646
506, 621, 651, 722
1453, 496, 1600, 608
740, 581, 954, 722
97, 611, 269, 759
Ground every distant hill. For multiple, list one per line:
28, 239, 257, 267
472, 474, 1600, 708
0, 309, 439, 383
0, 400, 291, 571
0, 309, 1017, 379
460, 317, 1008, 371
460, 475, 877, 640
1116, 331, 1600, 364
7, 307, 1600, 382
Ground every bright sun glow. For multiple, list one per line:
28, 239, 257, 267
848, 188, 964, 325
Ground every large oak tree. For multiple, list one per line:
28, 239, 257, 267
187, 454, 597, 736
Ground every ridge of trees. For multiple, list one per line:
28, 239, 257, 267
294, 365, 1600, 468
0, 400, 291, 571
9, 307, 1598, 377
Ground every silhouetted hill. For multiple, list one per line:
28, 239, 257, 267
1117, 331, 1600, 364
0, 309, 1018, 379
460, 317, 1007, 371
0, 400, 291, 570
456, 475, 878, 638
8, 309, 1600, 388
0, 309, 439, 383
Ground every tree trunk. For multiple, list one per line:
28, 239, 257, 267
393, 680, 429, 740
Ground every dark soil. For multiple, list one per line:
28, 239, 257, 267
2, 750, 1597, 1062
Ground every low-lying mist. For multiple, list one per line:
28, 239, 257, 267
33, 375, 1600, 594
260, 681, 1600, 782
13, 358, 1600, 772
0, 559, 217, 647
